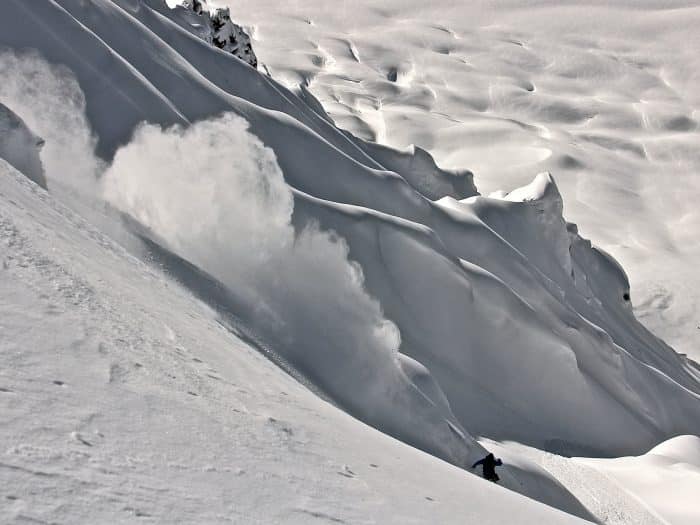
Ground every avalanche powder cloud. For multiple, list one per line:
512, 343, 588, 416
102, 113, 479, 465
0, 43, 477, 466
0, 50, 102, 193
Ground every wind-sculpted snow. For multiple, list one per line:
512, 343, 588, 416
1, 0, 699, 481
226, 0, 700, 362
580, 435, 700, 525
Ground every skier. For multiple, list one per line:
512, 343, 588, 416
471, 453, 503, 482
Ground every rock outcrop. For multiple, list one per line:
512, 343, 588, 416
176, 0, 257, 68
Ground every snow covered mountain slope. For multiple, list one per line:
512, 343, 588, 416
0, 160, 586, 524
1, 0, 698, 460
223, 0, 700, 361
1, 0, 699, 522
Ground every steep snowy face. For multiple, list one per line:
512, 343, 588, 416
225, 0, 700, 362
1, 0, 698, 466
0, 157, 590, 525
101, 113, 483, 468
167, 0, 257, 68
0, 103, 46, 189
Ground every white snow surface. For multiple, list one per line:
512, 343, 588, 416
581, 435, 700, 525
222, 0, 700, 361
0, 160, 584, 524
485, 436, 700, 525
1, 0, 699, 523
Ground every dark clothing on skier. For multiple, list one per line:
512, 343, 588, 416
472, 453, 502, 482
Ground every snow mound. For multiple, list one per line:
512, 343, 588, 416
647, 435, 700, 466
581, 435, 700, 525
500, 171, 558, 203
